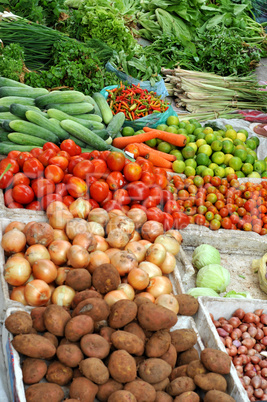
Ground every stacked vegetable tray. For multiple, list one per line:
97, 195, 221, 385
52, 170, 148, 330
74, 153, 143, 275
1, 79, 267, 402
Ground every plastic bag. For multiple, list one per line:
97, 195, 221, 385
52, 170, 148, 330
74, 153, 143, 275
100, 84, 178, 130
105, 62, 169, 99
252, 253, 267, 294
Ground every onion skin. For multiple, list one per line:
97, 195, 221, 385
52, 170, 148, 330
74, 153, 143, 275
4, 256, 31, 286
146, 276, 172, 299
154, 234, 180, 256
88, 208, 109, 227
1, 229, 26, 254
51, 285, 75, 307
24, 279, 51, 306
48, 240, 71, 266
69, 198, 91, 219
127, 208, 147, 230
25, 244, 51, 266
141, 220, 164, 242
4, 221, 25, 233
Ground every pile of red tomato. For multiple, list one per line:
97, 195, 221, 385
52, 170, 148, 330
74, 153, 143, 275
0, 139, 267, 235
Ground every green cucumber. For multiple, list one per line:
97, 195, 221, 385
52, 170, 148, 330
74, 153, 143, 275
8, 133, 47, 146
84, 95, 102, 117
45, 102, 94, 115
81, 147, 94, 153
0, 87, 49, 99
60, 119, 109, 151
69, 135, 87, 148
46, 108, 95, 129
0, 106, 10, 112
9, 120, 60, 144
0, 97, 35, 107
0, 131, 10, 141
0, 142, 42, 155
106, 112, 125, 139
73, 114, 102, 122
25, 110, 70, 141
0, 120, 13, 132
35, 90, 85, 108
92, 92, 113, 125
93, 129, 109, 140
0, 112, 22, 121
10, 103, 48, 120
0, 77, 31, 88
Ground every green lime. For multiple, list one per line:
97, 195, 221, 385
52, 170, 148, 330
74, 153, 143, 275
209, 163, 218, 170
178, 122, 186, 129
248, 172, 261, 178
250, 136, 260, 147
169, 144, 176, 151
264, 156, 267, 164
172, 160, 185, 173
254, 160, 266, 174
241, 163, 253, 176
177, 128, 188, 135
166, 126, 178, 134
196, 165, 207, 175
134, 130, 144, 135
194, 128, 203, 136
196, 132, 205, 140
145, 138, 157, 147
157, 142, 172, 153
234, 148, 247, 162
197, 144, 212, 157
237, 129, 248, 139
211, 140, 222, 152
156, 124, 168, 131
261, 171, 267, 178
214, 166, 225, 178
225, 167, 235, 176
245, 154, 255, 165
122, 126, 135, 136
201, 167, 214, 177
233, 139, 244, 146
205, 133, 216, 145
225, 129, 237, 141
224, 154, 233, 166
218, 129, 226, 135
225, 124, 233, 130
236, 132, 247, 142
245, 139, 257, 150
229, 156, 243, 171
185, 123, 195, 134
196, 139, 206, 148
171, 151, 184, 161
184, 166, 196, 177
188, 134, 196, 142
188, 142, 198, 153
235, 171, 245, 178
212, 151, 225, 165
157, 139, 163, 144
220, 163, 227, 169
247, 149, 258, 160
185, 158, 197, 169
203, 127, 213, 134
221, 140, 234, 154
166, 115, 179, 126
182, 146, 195, 159
196, 153, 210, 166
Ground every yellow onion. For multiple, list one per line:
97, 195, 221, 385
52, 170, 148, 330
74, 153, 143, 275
25, 244, 51, 266
127, 208, 147, 230
110, 250, 138, 276
51, 285, 75, 307
141, 221, 164, 242
87, 251, 110, 274
24, 279, 51, 306
104, 290, 129, 306
48, 240, 71, 266
4, 221, 25, 233
146, 276, 173, 298
139, 261, 162, 279
1, 228, 26, 254
53, 229, 69, 241
87, 221, 105, 237
4, 256, 31, 286
129, 231, 141, 242
117, 283, 134, 300
154, 234, 180, 256
65, 218, 89, 240
106, 215, 135, 237
69, 197, 91, 219
127, 268, 149, 291
10, 286, 27, 305
46, 201, 68, 218
107, 229, 129, 249
125, 241, 146, 263
73, 232, 97, 252
160, 252, 176, 274
93, 235, 109, 252
49, 209, 73, 230
145, 243, 166, 267
166, 230, 183, 244
67, 245, 90, 268
88, 208, 109, 227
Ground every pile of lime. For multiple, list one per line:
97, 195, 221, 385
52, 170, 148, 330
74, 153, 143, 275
122, 115, 266, 179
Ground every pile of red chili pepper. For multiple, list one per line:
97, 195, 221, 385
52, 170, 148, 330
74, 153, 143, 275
106, 83, 170, 120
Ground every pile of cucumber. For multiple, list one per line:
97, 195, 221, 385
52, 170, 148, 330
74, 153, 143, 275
0, 77, 126, 155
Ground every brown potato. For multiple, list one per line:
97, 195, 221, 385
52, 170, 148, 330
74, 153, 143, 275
108, 390, 137, 401
108, 350, 137, 383
97, 379, 123, 401
100, 326, 116, 345
22, 358, 47, 384
145, 330, 171, 358
71, 289, 103, 309
25, 383, 64, 402
138, 303, 177, 331
155, 391, 173, 402
138, 358, 172, 384
160, 344, 177, 369
60, 338, 80, 347
12, 334, 56, 359
134, 296, 153, 307
175, 295, 199, 316
201, 348, 231, 375
5, 311, 32, 335
186, 360, 207, 379
46, 361, 73, 385
56, 344, 83, 367
81, 333, 110, 359
109, 300, 137, 329
79, 357, 109, 385
152, 378, 170, 392
69, 377, 98, 402
174, 391, 200, 402
72, 297, 110, 322
43, 332, 58, 348
166, 377, 196, 397
43, 304, 71, 337
203, 390, 235, 402
124, 379, 156, 402
111, 331, 144, 356
177, 348, 199, 366
30, 307, 46, 332
65, 268, 91, 291
170, 329, 197, 353
92, 263, 121, 294
65, 315, 94, 342
194, 373, 227, 392
124, 322, 146, 345
170, 366, 188, 382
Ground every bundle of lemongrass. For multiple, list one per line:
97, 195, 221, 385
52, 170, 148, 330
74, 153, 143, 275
162, 68, 267, 114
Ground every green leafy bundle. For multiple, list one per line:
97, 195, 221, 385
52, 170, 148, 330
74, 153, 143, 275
0, 43, 24, 81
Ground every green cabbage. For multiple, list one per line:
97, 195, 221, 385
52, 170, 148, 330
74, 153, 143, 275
187, 287, 220, 298
224, 290, 252, 299
196, 264, 230, 293
192, 244, 221, 270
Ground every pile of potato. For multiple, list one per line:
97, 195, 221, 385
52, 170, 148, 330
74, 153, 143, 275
5, 294, 235, 402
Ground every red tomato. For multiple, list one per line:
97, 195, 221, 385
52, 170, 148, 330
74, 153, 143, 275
113, 189, 131, 205
142, 197, 158, 209
146, 207, 164, 223
17, 152, 33, 169
89, 181, 109, 203
244, 199, 257, 212
106, 152, 125, 172
75, 145, 81, 155
67, 176, 87, 198
138, 160, 154, 174
172, 211, 190, 229
57, 150, 70, 160
0, 158, 19, 174
12, 184, 35, 205
89, 150, 101, 160
88, 198, 99, 209
30, 148, 43, 158
60, 139, 78, 156
153, 167, 167, 177
141, 172, 155, 187
91, 159, 107, 179
124, 144, 140, 160
45, 165, 64, 184
123, 163, 142, 182
99, 150, 111, 161
164, 200, 179, 214
85, 176, 97, 188
162, 212, 174, 231
4, 188, 14, 205
101, 190, 113, 206
73, 160, 95, 180
194, 214, 206, 226
38, 149, 57, 167
68, 156, 85, 174
102, 200, 122, 212
8, 202, 23, 209
0, 169, 13, 189
81, 152, 92, 160
221, 217, 232, 229
149, 186, 163, 205
162, 189, 174, 203
210, 176, 222, 187
41, 193, 63, 210
48, 156, 69, 171
43, 142, 60, 153
62, 195, 75, 208
26, 200, 42, 210
31, 178, 55, 198
127, 181, 150, 202
8, 150, 21, 160
106, 171, 125, 191
55, 183, 68, 197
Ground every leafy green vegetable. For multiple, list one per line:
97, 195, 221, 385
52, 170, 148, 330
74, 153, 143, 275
187, 287, 220, 298
224, 290, 252, 299
192, 244, 221, 270
196, 264, 230, 293
0, 43, 24, 81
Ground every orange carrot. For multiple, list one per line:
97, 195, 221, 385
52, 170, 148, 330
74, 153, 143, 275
145, 153, 173, 169
135, 143, 176, 162
112, 130, 187, 149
